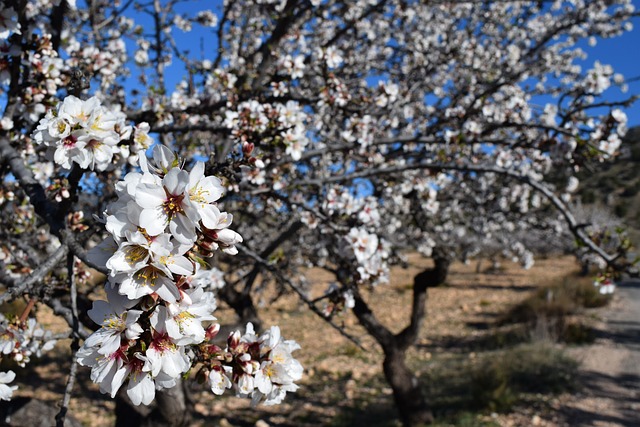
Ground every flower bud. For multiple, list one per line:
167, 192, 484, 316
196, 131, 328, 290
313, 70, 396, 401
242, 142, 254, 156
205, 323, 221, 340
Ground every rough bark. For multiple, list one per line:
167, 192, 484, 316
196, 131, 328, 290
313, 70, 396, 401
115, 379, 191, 427
218, 284, 263, 330
351, 254, 450, 427
383, 349, 434, 426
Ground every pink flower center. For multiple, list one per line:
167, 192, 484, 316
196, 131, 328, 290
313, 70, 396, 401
62, 134, 77, 148
163, 192, 185, 220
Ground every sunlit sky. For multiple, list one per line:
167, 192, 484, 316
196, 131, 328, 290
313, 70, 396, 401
582, 0, 640, 125
149, 0, 640, 125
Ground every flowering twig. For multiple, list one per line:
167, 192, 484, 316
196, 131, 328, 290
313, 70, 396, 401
237, 244, 365, 351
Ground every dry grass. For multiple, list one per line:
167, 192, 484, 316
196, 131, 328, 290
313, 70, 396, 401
12, 255, 601, 426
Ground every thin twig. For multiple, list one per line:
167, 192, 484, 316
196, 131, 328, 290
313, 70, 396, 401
237, 244, 365, 350
55, 254, 81, 427
47, 298, 91, 340
60, 229, 109, 275
0, 244, 69, 304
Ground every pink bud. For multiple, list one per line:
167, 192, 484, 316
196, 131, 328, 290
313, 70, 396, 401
242, 142, 254, 156
206, 323, 221, 340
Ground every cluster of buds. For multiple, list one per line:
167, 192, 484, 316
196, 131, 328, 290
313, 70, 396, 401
46, 178, 70, 202
320, 283, 355, 318
67, 211, 89, 232
593, 275, 616, 295
197, 323, 303, 406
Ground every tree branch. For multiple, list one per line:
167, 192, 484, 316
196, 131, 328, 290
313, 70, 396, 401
396, 254, 450, 350
237, 244, 365, 350
0, 244, 69, 304
351, 287, 395, 350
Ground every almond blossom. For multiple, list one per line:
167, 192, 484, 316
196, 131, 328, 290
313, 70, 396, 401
32, 95, 131, 171
0, 371, 17, 401
80, 142, 301, 407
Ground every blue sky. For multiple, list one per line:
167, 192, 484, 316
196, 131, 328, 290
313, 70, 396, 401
581, 1, 640, 125
160, 0, 640, 126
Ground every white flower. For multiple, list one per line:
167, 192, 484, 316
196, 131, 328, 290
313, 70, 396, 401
119, 264, 180, 303
106, 231, 159, 275
187, 161, 225, 229
126, 360, 156, 406
192, 267, 226, 290
209, 366, 232, 395
145, 318, 190, 380
134, 49, 149, 66
566, 176, 579, 193
76, 347, 128, 398
237, 372, 255, 395
140, 144, 178, 175
324, 46, 343, 68
0, 371, 17, 401
0, 116, 14, 130
136, 167, 197, 244
282, 55, 305, 79
133, 122, 153, 151
160, 287, 217, 345
83, 300, 144, 356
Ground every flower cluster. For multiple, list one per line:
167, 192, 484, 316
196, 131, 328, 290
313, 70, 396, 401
81, 144, 301, 405
224, 100, 310, 161
66, 36, 128, 90
32, 96, 132, 171
593, 276, 616, 295
0, 314, 58, 401
0, 314, 57, 368
200, 323, 303, 406
341, 227, 390, 285
322, 186, 382, 227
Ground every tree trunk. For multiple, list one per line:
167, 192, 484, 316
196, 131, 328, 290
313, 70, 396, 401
351, 253, 450, 427
218, 284, 262, 330
383, 349, 434, 426
115, 379, 191, 427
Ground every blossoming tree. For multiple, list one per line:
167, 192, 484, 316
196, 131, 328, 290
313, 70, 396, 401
0, 0, 638, 426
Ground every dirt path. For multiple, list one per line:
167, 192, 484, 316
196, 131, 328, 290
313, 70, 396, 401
561, 279, 640, 426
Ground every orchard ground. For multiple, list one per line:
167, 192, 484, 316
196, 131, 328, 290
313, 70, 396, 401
17, 255, 640, 427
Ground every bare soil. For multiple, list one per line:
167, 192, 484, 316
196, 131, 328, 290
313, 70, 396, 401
13, 255, 638, 426
559, 279, 640, 427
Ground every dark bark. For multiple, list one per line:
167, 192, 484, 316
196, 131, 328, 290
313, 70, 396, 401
141, 381, 190, 427
115, 379, 191, 427
218, 284, 263, 330
351, 254, 450, 427
218, 220, 303, 330
383, 349, 434, 427
50, 0, 70, 53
